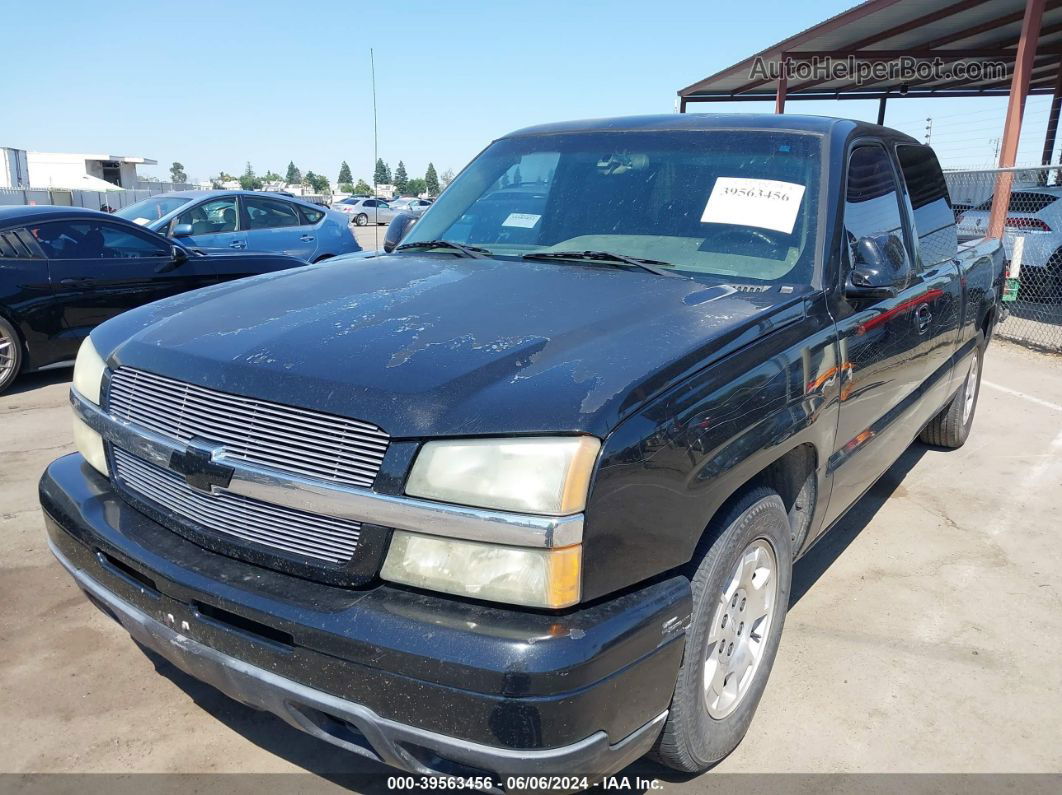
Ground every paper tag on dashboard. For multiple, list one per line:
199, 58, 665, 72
701, 178, 806, 234
502, 213, 541, 228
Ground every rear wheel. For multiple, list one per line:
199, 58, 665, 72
919, 332, 984, 449
653, 486, 792, 772
0, 317, 23, 395
354, 213, 368, 226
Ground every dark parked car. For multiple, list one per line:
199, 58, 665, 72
42, 115, 1003, 783
0, 206, 307, 394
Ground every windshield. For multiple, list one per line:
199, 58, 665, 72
115, 195, 193, 225
403, 130, 821, 284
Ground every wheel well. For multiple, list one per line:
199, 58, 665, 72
707, 443, 818, 531
981, 307, 995, 340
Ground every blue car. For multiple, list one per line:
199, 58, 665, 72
115, 190, 360, 262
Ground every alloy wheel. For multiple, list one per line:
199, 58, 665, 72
963, 355, 979, 425
703, 538, 778, 719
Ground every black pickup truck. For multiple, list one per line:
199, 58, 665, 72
41, 115, 1003, 783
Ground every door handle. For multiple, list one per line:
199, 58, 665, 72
229, 241, 245, 249
59, 277, 92, 287
914, 303, 932, 334
299, 235, 315, 242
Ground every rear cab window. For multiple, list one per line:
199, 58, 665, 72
895, 144, 957, 268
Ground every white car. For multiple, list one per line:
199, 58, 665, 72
957, 187, 1062, 298
331, 197, 397, 226
389, 197, 433, 217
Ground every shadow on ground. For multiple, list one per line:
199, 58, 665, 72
140, 443, 930, 792
3, 368, 70, 397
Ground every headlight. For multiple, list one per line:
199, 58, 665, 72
72, 337, 106, 405
72, 415, 108, 477
405, 436, 600, 515
381, 531, 581, 608
71, 337, 108, 476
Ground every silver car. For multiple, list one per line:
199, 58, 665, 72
332, 197, 397, 226
389, 197, 434, 217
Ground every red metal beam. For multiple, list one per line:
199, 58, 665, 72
775, 63, 788, 113
989, 0, 1048, 239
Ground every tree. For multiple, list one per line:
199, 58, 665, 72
337, 161, 353, 187
353, 178, 372, 195
285, 161, 301, 185
169, 162, 187, 184
393, 161, 408, 193
424, 162, 439, 196
440, 168, 455, 190
405, 177, 427, 196
303, 171, 330, 194
210, 171, 236, 188
262, 170, 282, 183
374, 158, 390, 186
512, 166, 523, 186
239, 162, 262, 191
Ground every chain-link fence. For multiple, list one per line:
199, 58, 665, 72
946, 166, 1062, 353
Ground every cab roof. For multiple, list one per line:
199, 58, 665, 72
503, 113, 919, 145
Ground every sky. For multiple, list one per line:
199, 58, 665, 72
3, 0, 1052, 185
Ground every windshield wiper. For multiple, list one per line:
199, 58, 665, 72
395, 240, 490, 258
522, 250, 681, 277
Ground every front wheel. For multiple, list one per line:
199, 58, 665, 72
653, 486, 792, 772
354, 213, 368, 226
0, 317, 23, 395
919, 332, 984, 449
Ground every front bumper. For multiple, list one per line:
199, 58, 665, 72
40, 453, 690, 779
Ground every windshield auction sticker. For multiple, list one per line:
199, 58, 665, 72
701, 178, 806, 234
502, 212, 541, 228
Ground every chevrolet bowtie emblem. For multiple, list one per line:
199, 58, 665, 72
169, 442, 233, 493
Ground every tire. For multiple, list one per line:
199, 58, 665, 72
653, 486, 793, 773
919, 331, 984, 449
0, 316, 23, 395
354, 213, 368, 226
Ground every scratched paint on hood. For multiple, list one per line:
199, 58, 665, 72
95, 255, 796, 438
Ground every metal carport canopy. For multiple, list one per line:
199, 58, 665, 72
678, 0, 1062, 238
678, 0, 1062, 108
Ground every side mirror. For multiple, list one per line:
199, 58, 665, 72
844, 235, 902, 302
172, 223, 194, 238
156, 245, 188, 274
383, 212, 417, 253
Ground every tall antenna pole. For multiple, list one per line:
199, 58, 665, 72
370, 47, 379, 251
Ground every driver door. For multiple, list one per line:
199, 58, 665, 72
39, 219, 215, 359
820, 143, 932, 531
170, 196, 248, 251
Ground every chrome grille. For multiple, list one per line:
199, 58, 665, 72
107, 367, 389, 488
112, 447, 361, 563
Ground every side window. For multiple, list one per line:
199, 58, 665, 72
363, 199, 377, 208
244, 197, 300, 229
298, 205, 324, 224
896, 145, 958, 268
32, 221, 168, 259
98, 224, 170, 258
174, 197, 238, 236
844, 145, 911, 285
1, 228, 44, 258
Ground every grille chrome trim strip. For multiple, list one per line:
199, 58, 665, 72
74, 389, 584, 548
107, 367, 388, 488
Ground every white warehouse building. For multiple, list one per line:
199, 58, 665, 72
0, 147, 156, 190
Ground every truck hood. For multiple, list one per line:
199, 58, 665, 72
96, 255, 803, 438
